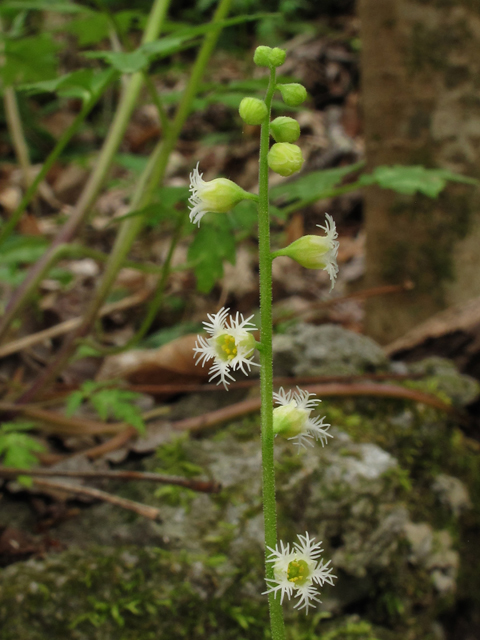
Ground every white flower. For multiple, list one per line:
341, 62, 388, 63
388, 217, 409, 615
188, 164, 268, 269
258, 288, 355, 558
264, 532, 336, 614
273, 386, 332, 452
316, 213, 339, 288
272, 213, 339, 290
188, 163, 251, 226
193, 307, 259, 389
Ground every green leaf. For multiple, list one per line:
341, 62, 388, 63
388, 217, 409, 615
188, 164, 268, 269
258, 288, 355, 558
188, 219, 236, 293
0, 1, 91, 13
65, 390, 85, 417
0, 422, 45, 470
0, 235, 48, 265
84, 49, 150, 74
111, 186, 188, 226
140, 321, 203, 349
359, 165, 479, 198
89, 389, 146, 434
20, 68, 115, 101
1, 33, 59, 86
271, 162, 364, 203
66, 13, 110, 47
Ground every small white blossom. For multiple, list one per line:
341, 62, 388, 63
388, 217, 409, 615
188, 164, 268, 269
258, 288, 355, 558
188, 163, 250, 226
193, 307, 259, 389
264, 532, 336, 614
273, 386, 332, 452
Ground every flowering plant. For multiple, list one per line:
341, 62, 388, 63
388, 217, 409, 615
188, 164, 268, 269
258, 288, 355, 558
189, 45, 338, 639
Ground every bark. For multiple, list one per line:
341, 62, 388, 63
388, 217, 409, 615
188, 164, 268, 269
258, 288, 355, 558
360, 0, 480, 344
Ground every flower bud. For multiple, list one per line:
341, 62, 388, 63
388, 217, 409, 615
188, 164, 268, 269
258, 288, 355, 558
267, 142, 304, 177
277, 83, 307, 107
273, 401, 309, 438
272, 214, 339, 289
269, 47, 286, 67
270, 116, 300, 143
189, 163, 257, 226
239, 97, 268, 125
253, 45, 273, 67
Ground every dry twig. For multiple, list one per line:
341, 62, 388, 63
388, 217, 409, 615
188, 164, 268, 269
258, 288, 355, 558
0, 467, 221, 493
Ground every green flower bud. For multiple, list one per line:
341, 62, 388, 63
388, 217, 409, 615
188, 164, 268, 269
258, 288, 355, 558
239, 97, 268, 125
273, 214, 339, 289
253, 45, 273, 67
267, 142, 304, 177
273, 401, 309, 438
269, 47, 286, 67
189, 163, 257, 226
277, 83, 307, 107
270, 116, 300, 143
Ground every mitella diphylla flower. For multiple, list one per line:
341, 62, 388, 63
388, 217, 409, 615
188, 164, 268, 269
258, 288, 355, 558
272, 213, 339, 290
264, 532, 336, 614
188, 163, 256, 226
193, 307, 259, 389
273, 386, 333, 452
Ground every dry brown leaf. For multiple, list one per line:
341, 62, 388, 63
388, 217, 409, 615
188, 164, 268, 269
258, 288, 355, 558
96, 333, 207, 385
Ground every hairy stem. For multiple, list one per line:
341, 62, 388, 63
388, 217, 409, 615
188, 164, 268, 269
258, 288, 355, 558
258, 67, 286, 640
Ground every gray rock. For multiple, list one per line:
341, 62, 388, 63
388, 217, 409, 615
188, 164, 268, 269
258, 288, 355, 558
432, 474, 471, 517
273, 323, 388, 376
408, 357, 480, 406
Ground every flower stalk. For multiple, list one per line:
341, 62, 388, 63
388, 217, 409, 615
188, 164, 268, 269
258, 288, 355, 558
257, 65, 287, 640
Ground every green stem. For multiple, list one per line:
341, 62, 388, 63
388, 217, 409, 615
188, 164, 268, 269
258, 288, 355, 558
0, 71, 116, 248
258, 67, 286, 640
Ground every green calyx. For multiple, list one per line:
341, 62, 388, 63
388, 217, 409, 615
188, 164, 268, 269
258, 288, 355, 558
267, 143, 304, 177
253, 46, 286, 68
214, 332, 256, 362
200, 178, 254, 214
273, 401, 308, 438
239, 97, 268, 125
274, 234, 332, 269
277, 83, 307, 107
287, 559, 311, 586
270, 117, 300, 143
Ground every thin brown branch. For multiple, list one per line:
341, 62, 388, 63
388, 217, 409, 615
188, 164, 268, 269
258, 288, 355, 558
172, 381, 456, 433
0, 467, 220, 493
126, 372, 425, 395
0, 402, 126, 435
30, 477, 160, 520
272, 281, 415, 325
0, 289, 151, 360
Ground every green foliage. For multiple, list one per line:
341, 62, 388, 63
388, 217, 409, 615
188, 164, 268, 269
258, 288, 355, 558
272, 163, 363, 202
20, 68, 116, 103
112, 185, 189, 227
188, 215, 236, 292
359, 165, 478, 198
0, 421, 45, 486
140, 321, 203, 349
66, 381, 146, 434
0, 234, 64, 288
67, 10, 140, 47
154, 436, 205, 507
1, 33, 59, 87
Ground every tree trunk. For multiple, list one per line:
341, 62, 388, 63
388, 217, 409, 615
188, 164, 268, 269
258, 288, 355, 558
359, 0, 480, 344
